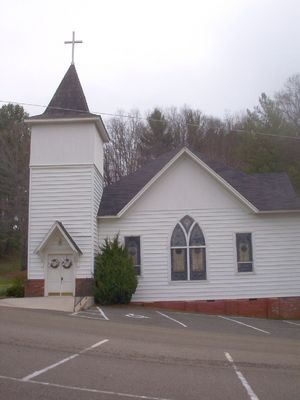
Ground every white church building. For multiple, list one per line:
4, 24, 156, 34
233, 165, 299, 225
25, 63, 300, 318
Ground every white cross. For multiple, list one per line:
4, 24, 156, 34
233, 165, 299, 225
64, 31, 83, 65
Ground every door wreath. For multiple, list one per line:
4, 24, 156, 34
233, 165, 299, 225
49, 258, 60, 268
62, 257, 72, 269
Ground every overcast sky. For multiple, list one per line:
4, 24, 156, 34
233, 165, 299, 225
1, 0, 300, 120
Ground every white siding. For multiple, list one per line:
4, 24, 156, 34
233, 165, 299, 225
30, 122, 104, 174
98, 156, 300, 301
28, 166, 95, 280
93, 130, 104, 176
30, 123, 97, 167
129, 154, 250, 212
43, 231, 73, 254
93, 167, 103, 257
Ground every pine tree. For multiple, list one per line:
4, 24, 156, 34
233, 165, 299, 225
139, 108, 173, 161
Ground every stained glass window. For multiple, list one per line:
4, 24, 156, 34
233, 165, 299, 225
171, 248, 187, 280
125, 236, 141, 275
170, 217, 206, 281
236, 233, 253, 272
190, 248, 206, 280
180, 215, 194, 233
189, 224, 205, 246
171, 224, 186, 247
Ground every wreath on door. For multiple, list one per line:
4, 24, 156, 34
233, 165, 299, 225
62, 257, 72, 269
49, 258, 60, 268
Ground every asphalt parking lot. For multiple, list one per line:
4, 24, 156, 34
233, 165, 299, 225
72, 305, 300, 340
0, 305, 299, 400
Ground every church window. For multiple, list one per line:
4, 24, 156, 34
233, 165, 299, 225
170, 217, 206, 281
125, 236, 141, 275
236, 233, 253, 272
180, 215, 194, 233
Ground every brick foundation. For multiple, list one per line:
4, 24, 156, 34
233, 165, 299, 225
25, 279, 45, 297
25, 278, 94, 297
132, 297, 300, 319
75, 278, 94, 297
24, 280, 299, 319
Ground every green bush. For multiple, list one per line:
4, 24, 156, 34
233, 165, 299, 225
6, 276, 25, 298
94, 236, 138, 305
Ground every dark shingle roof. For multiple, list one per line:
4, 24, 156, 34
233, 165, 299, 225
56, 221, 82, 254
98, 146, 300, 216
29, 64, 97, 119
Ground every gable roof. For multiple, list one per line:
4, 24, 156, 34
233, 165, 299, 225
34, 221, 82, 255
98, 146, 300, 217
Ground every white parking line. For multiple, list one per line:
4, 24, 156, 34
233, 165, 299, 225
79, 310, 102, 315
225, 352, 259, 400
0, 375, 173, 400
218, 316, 270, 335
22, 354, 79, 382
80, 339, 109, 353
71, 314, 103, 321
156, 311, 187, 328
283, 320, 300, 327
21, 339, 108, 382
97, 306, 109, 320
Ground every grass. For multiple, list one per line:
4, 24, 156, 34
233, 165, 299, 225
0, 255, 25, 298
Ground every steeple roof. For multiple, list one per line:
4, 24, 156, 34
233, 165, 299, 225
26, 64, 110, 142
30, 64, 97, 119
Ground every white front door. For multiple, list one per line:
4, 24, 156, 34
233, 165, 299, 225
47, 254, 74, 296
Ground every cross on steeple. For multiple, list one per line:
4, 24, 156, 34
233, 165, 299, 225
64, 31, 83, 65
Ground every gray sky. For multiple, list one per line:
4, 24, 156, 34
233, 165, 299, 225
1, 0, 300, 119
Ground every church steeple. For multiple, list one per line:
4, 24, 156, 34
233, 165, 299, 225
25, 54, 109, 297
43, 64, 92, 118
27, 64, 109, 142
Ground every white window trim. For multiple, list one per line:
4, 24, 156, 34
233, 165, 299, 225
123, 235, 143, 277
170, 220, 207, 282
234, 231, 256, 275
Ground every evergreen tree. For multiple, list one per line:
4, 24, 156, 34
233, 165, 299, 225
94, 236, 137, 305
245, 93, 289, 136
139, 108, 173, 161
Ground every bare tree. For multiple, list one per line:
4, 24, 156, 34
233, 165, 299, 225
0, 104, 30, 268
104, 110, 144, 185
275, 74, 300, 135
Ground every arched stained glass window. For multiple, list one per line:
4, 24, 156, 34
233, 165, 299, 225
170, 217, 206, 281
171, 224, 186, 247
180, 215, 194, 233
189, 224, 205, 246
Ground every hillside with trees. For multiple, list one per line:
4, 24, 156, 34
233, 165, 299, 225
0, 104, 30, 270
1, 75, 300, 269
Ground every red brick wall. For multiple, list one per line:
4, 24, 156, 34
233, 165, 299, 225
132, 297, 300, 319
25, 278, 94, 297
25, 279, 44, 297
75, 278, 94, 297
277, 297, 300, 319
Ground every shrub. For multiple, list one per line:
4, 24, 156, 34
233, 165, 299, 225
6, 276, 25, 297
94, 236, 138, 305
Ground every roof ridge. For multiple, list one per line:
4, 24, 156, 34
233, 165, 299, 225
99, 146, 300, 215
105, 146, 184, 187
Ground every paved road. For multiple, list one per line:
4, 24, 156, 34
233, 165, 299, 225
0, 305, 299, 400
